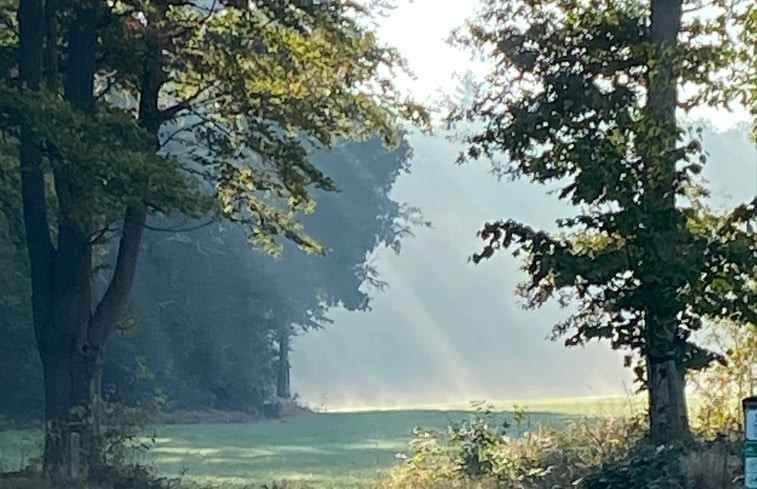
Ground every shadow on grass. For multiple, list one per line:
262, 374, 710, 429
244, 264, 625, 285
0, 407, 616, 488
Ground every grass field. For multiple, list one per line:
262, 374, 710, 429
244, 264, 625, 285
0, 396, 643, 488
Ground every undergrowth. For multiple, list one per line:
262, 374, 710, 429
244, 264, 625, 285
385, 407, 742, 489
386, 407, 647, 489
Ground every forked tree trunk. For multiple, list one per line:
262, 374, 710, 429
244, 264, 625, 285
18, 0, 151, 477
37, 2, 100, 473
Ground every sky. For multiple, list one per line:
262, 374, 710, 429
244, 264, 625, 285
290, 0, 757, 410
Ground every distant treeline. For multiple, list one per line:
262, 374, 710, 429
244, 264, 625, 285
0, 135, 418, 420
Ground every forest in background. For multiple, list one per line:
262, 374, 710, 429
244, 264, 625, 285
0, 134, 424, 420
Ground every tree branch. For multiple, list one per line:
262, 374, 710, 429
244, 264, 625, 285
158, 83, 214, 122
90, 206, 147, 345
158, 117, 207, 149
144, 218, 214, 233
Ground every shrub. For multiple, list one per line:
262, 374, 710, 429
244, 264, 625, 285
65, 390, 165, 472
680, 440, 741, 489
387, 407, 646, 489
688, 320, 757, 439
576, 443, 687, 489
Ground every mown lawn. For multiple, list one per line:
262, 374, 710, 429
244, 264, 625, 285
0, 396, 642, 488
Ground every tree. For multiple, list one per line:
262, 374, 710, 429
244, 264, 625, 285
262, 134, 427, 398
7, 0, 427, 473
103, 223, 285, 412
450, 0, 756, 442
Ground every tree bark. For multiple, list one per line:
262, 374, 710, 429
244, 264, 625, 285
18, 0, 54, 342
43, 0, 59, 89
16, 0, 78, 473
643, 0, 690, 443
646, 344, 689, 442
40, 216, 94, 469
276, 325, 291, 399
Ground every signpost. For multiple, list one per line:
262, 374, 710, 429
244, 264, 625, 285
744, 397, 757, 489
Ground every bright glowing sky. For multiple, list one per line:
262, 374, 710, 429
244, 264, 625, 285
373, 0, 481, 104
290, 0, 756, 410
374, 0, 751, 130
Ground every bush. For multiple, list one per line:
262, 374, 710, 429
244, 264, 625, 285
387, 406, 646, 489
577, 437, 742, 489
688, 320, 757, 439
576, 443, 687, 489
680, 440, 741, 489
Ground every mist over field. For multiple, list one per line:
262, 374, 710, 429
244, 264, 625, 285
281, 0, 757, 410
291, 124, 757, 410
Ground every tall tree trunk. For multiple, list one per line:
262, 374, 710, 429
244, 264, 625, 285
41, 219, 96, 471
643, 0, 689, 443
38, 3, 100, 473
276, 326, 291, 399
18, 0, 53, 332
43, 0, 59, 89
16, 0, 76, 474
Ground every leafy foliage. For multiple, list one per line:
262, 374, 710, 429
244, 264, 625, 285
0, 0, 430, 251
689, 319, 757, 438
93, 0, 430, 252
723, 1, 757, 139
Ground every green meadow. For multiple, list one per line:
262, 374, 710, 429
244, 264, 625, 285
0, 396, 644, 488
